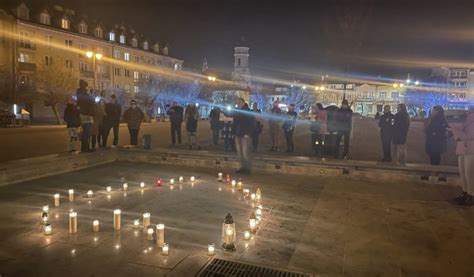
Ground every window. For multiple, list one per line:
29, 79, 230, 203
237, 58, 241, 67
19, 31, 32, 48
18, 7, 29, 20
95, 28, 103, 38
124, 69, 130, 77
134, 85, 139, 93
114, 67, 120, 76
18, 53, 30, 63
79, 62, 88, 72
133, 71, 139, 81
65, 59, 73, 69
61, 18, 70, 29
65, 40, 72, 47
119, 35, 125, 44
134, 56, 140, 63
19, 75, 32, 86
44, 56, 52, 66
143, 41, 149, 50
79, 23, 87, 34
379, 92, 386, 99
96, 65, 105, 74
109, 32, 115, 41
131, 38, 137, 47
392, 92, 399, 99
40, 13, 50, 25
45, 36, 52, 46
96, 47, 103, 54
174, 63, 180, 71
113, 50, 120, 59
154, 44, 159, 52
124, 52, 130, 61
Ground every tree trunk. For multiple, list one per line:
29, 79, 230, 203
51, 103, 62, 125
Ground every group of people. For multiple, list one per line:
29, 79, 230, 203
64, 79, 144, 152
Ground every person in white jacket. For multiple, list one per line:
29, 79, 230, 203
453, 107, 474, 206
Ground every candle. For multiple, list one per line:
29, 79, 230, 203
249, 212, 257, 233
231, 180, 236, 187
133, 219, 140, 227
93, 220, 99, 232
69, 212, 77, 234
143, 213, 150, 231
218, 172, 223, 182
68, 189, 74, 202
243, 189, 250, 196
190, 176, 195, 182
156, 179, 162, 186
179, 176, 184, 183
140, 182, 145, 188
122, 183, 128, 191
256, 188, 262, 203
156, 224, 165, 247
244, 230, 251, 240
120, 177, 125, 183
87, 190, 93, 198
170, 179, 175, 185
162, 243, 169, 255
42, 213, 48, 223
114, 209, 121, 230
42, 205, 49, 213
256, 208, 262, 217
237, 181, 242, 191
208, 243, 215, 255
250, 193, 256, 201
44, 224, 52, 235
226, 174, 231, 184
54, 194, 60, 207
106, 186, 112, 192
147, 227, 154, 240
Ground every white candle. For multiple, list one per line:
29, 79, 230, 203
170, 179, 175, 185
249, 218, 257, 233
208, 243, 215, 255
244, 230, 251, 240
114, 209, 121, 230
140, 182, 145, 188
68, 189, 74, 202
93, 220, 99, 232
256, 188, 262, 203
106, 186, 112, 192
243, 189, 250, 196
42, 213, 48, 223
231, 180, 236, 187
250, 193, 256, 201
190, 176, 195, 182
69, 212, 77, 234
179, 176, 184, 183
218, 172, 223, 181
42, 205, 49, 213
256, 208, 262, 217
237, 181, 242, 190
156, 224, 165, 247
143, 213, 150, 231
122, 183, 128, 191
87, 190, 93, 198
54, 194, 60, 207
162, 243, 169, 255
147, 227, 154, 240
133, 219, 140, 227
44, 224, 52, 235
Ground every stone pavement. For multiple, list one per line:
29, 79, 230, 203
0, 162, 472, 276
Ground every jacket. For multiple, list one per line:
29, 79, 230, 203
104, 102, 121, 123
185, 106, 198, 132
91, 104, 105, 136
455, 112, 474, 155
167, 105, 184, 125
378, 112, 393, 138
76, 88, 95, 116
123, 107, 144, 129
232, 104, 256, 137
209, 107, 221, 130
336, 108, 353, 133
425, 117, 450, 155
64, 104, 81, 128
392, 112, 410, 145
282, 111, 298, 131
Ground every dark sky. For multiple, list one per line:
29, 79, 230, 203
21, 0, 474, 81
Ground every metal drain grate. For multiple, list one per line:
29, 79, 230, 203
197, 258, 309, 277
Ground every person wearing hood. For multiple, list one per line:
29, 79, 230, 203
229, 98, 256, 174
123, 100, 145, 146
453, 107, 474, 206
63, 96, 81, 152
424, 106, 451, 165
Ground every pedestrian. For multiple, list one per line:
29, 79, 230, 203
209, 106, 221, 145
282, 104, 298, 153
123, 100, 144, 146
251, 103, 263, 152
310, 103, 327, 157
90, 99, 105, 150
167, 101, 184, 145
334, 99, 353, 159
425, 106, 451, 165
378, 105, 394, 162
269, 101, 282, 151
63, 96, 81, 152
75, 79, 95, 152
231, 98, 255, 174
392, 103, 411, 165
102, 94, 121, 148
374, 111, 381, 120
184, 104, 200, 150
452, 107, 474, 206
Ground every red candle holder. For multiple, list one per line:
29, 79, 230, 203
156, 179, 162, 187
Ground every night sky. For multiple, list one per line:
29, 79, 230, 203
13, 0, 474, 81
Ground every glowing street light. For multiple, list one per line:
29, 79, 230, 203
208, 76, 217, 82
85, 51, 103, 89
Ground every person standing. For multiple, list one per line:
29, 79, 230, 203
231, 98, 255, 174
282, 104, 298, 153
90, 99, 105, 150
167, 101, 184, 145
378, 105, 394, 162
184, 104, 200, 150
453, 107, 474, 206
425, 106, 451, 165
76, 79, 95, 152
102, 94, 121, 148
310, 103, 327, 157
63, 97, 81, 152
334, 99, 353, 159
269, 101, 282, 151
392, 103, 411, 165
251, 103, 263, 152
123, 100, 144, 146
209, 106, 221, 145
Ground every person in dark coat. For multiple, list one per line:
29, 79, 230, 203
269, 101, 282, 151
167, 101, 184, 145
64, 97, 81, 152
251, 103, 263, 152
123, 100, 145, 146
209, 106, 221, 145
425, 106, 451, 165
102, 94, 121, 147
184, 104, 200, 150
282, 104, 298, 153
76, 79, 95, 152
378, 105, 394, 162
334, 99, 353, 159
392, 103, 411, 165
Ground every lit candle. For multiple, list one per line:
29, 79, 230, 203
114, 209, 121, 230
250, 193, 256, 201
231, 180, 236, 187
208, 243, 215, 255
156, 224, 165, 247
256, 188, 262, 203
162, 243, 169, 255
190, 176, 196, 182
68, 189, 74, 202
243, 189, 250, 196
42, 205, 49, 213
170, 179, 175, 185
249, 212, 257, 233
221, 213, 236, 251
106, 186, 112, 192
93, 220, 100, 232
140, 182, 145, 188
218, 172, 223, 182
143, 213, 150, 231
42, 213, 48, 223
87, 190, 93, 198
226, 174, 231, 184
133, 219, 140, 227
256, 208, 262, 218
179, 176, 184, 183
122, 183, 128, 191
54, 194, 60, 207
69, 212, 77, 234
147, 227, 154, 240
244, 230, 251, 240
237, 181, 242, 191
44, 224, 52, 235
156, 179, 162, 186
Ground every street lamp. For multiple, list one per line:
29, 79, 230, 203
208, 76, 216, 82
85, 51, 103, 90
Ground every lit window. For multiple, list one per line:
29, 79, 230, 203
109, 32, 115, 41
134, 85, 139, 93
124, 52, 130, 61
96, 65, 105, 74
133, 71, 139, 81
120, 35, 125, 44
79, 23, 87, 34
79, 62, 88, 72
143, 41, 149, 50
131, 38, 137, 47
65, 59, 73, 69
18, 53, 30, 63
113, 50, 120, 59
65, 40, 72, 47
95, 28, 103, 38
174, 63, 180, 71
61, 18, 70, 29
45, 36, 52, 46
40, 13, 50, 25
19, 31, 32, 48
